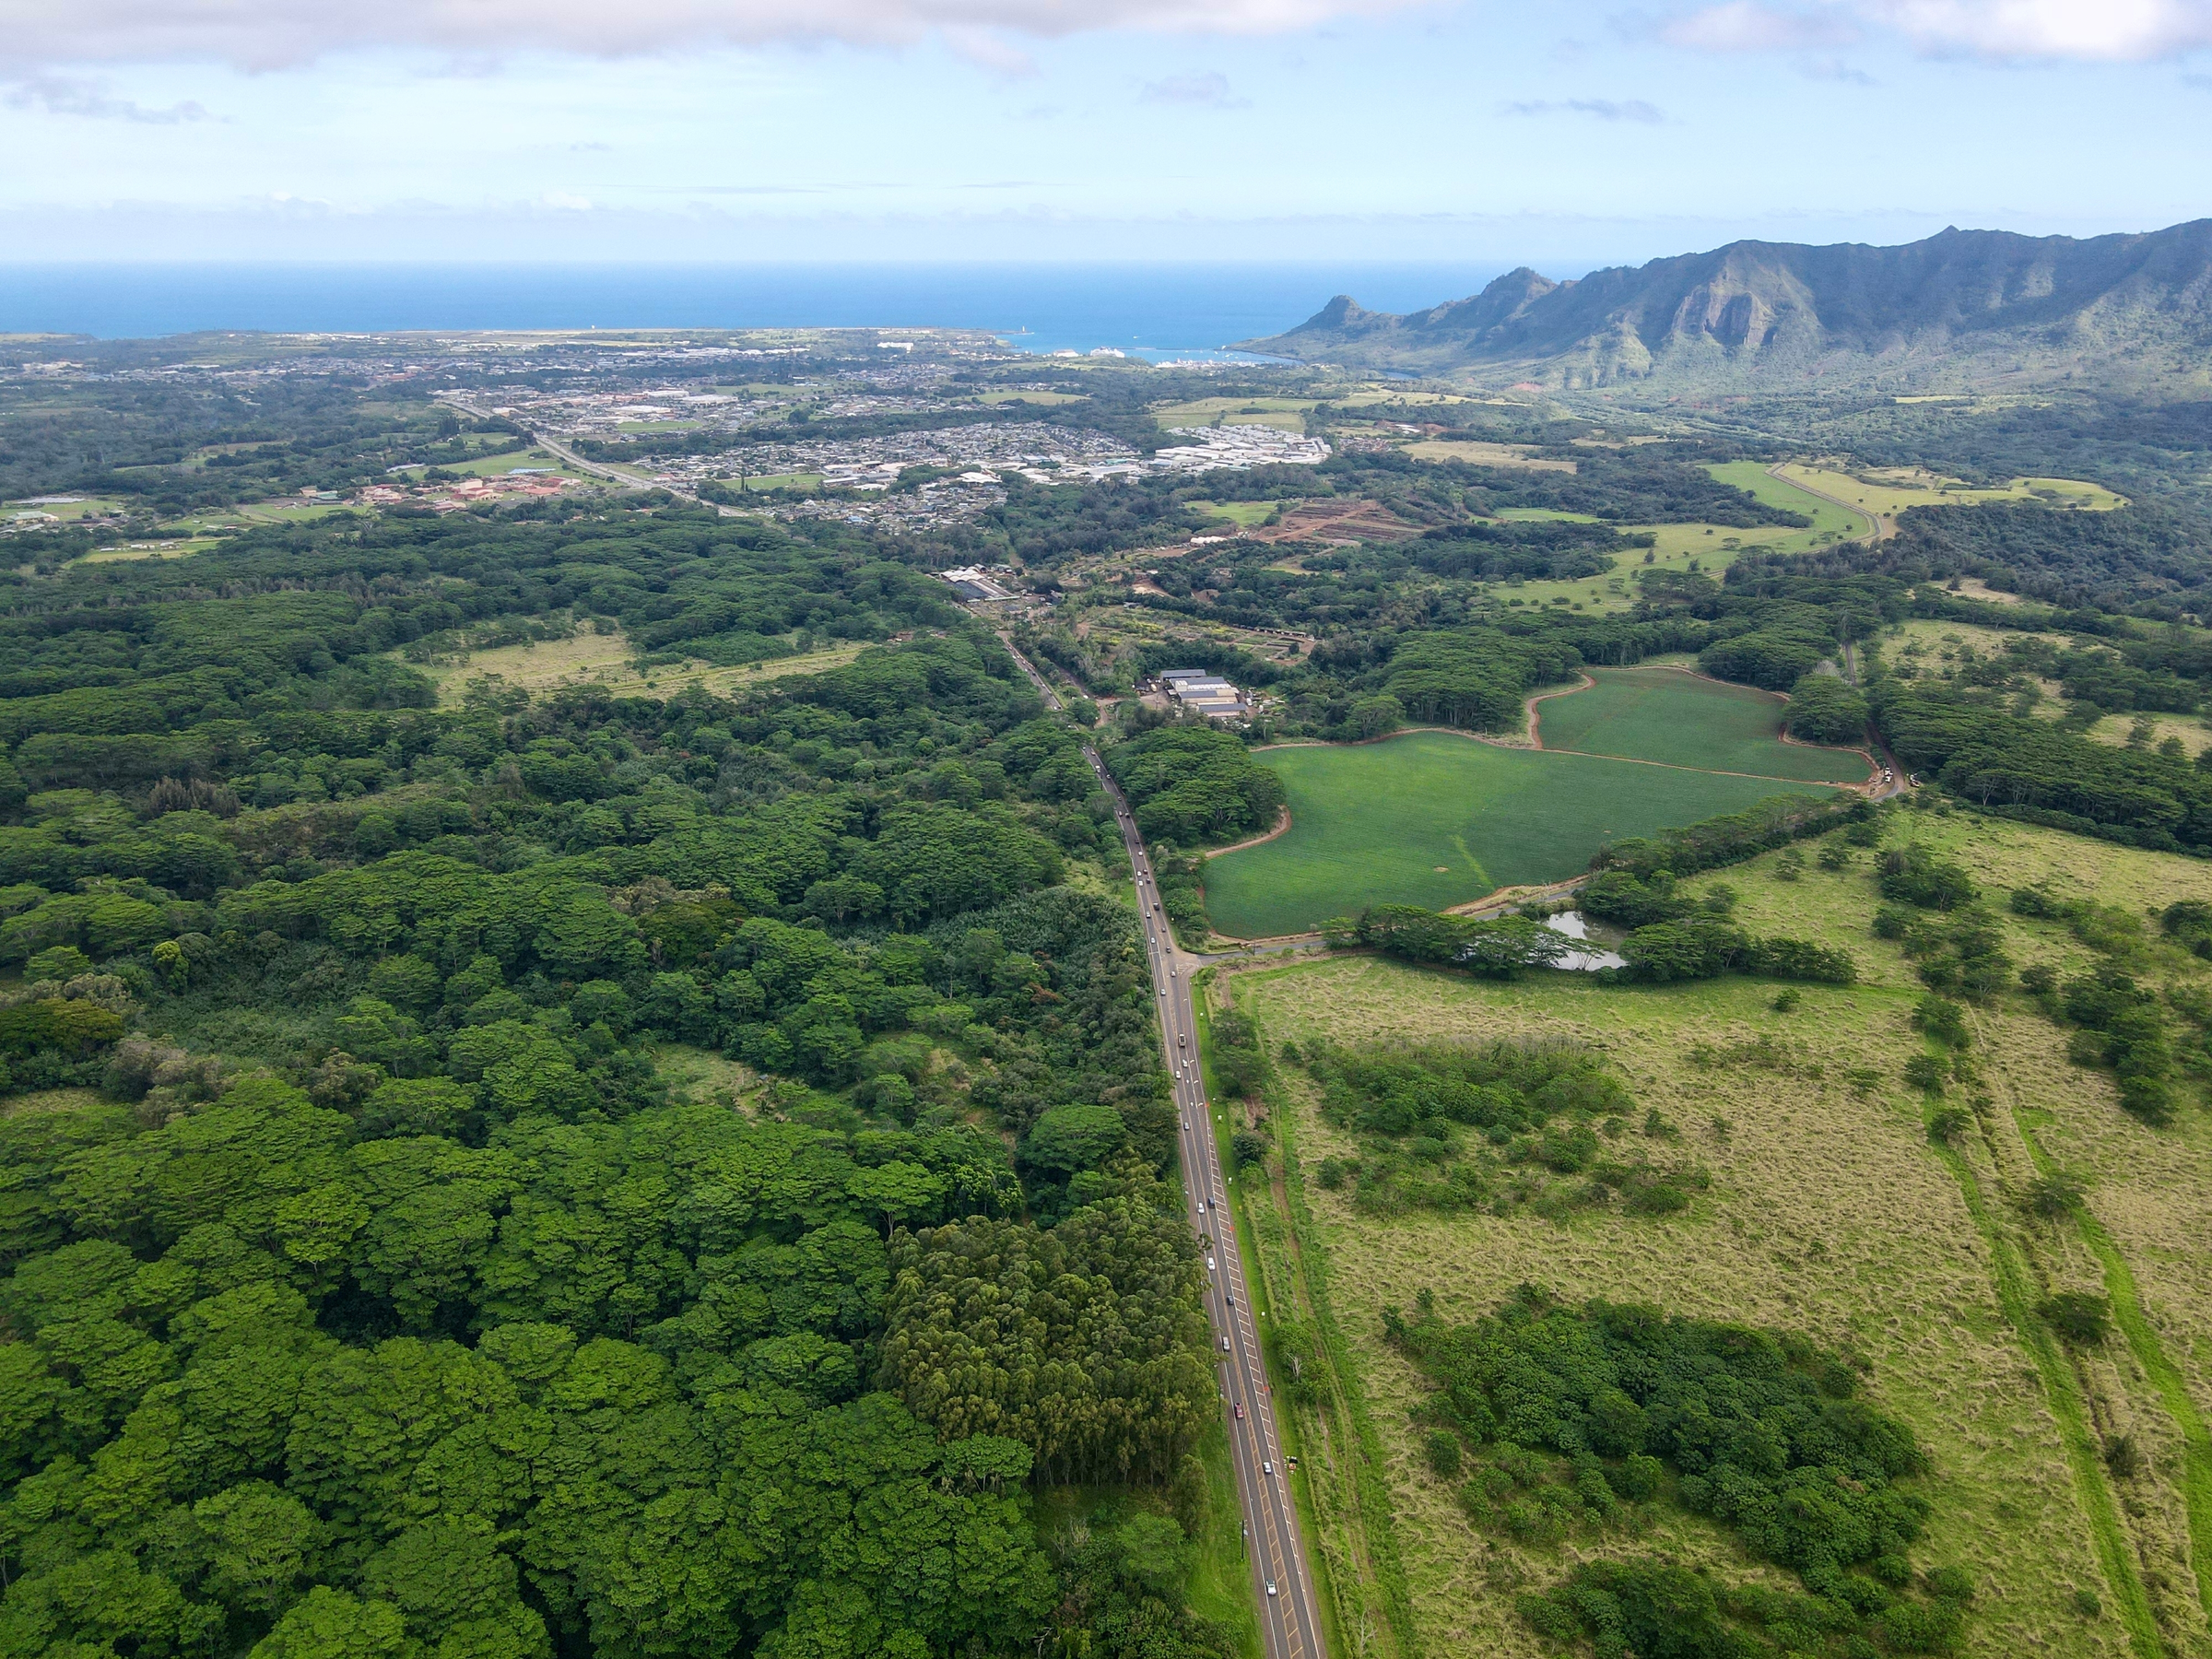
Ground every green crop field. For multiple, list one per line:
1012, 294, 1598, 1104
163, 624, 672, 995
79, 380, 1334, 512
1535, 665, 1870, 782
1203, 732, 1835, 937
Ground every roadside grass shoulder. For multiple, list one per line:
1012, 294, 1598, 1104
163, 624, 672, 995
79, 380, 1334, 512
1194, 974, 1414, 1659
1185, 1421, 1266, 1659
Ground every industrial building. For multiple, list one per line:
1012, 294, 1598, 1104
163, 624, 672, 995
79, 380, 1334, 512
1160, 668, 1251, 721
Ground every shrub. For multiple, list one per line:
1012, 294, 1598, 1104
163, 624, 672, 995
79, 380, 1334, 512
2040, 1291, 2111, 1347
1879, 847, 1977, 910
1902, 1053, 1949, 1093
1424, 1429, 1463, 1478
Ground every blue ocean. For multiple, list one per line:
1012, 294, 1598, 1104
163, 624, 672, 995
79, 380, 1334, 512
0, 262, 1502, 353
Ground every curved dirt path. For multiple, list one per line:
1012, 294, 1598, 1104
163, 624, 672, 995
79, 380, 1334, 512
1204, 806, 1292, 859
1768, 460, 1887, 543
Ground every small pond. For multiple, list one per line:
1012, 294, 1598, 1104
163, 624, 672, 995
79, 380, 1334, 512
1544, 910, 1626, 971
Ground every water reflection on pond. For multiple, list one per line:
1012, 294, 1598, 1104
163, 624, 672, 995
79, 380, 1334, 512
1545, 911, 1626, 971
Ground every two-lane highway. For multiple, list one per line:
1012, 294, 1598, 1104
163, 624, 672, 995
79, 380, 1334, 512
1085, 745, 1326, 1659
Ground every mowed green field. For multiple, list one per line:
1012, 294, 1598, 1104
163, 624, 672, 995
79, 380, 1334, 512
1536, 666, 1870, 782
1203, 732, 1834, 937
1705, 459, 1872, 543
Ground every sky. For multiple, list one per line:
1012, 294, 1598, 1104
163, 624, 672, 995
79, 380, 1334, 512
2, 0, 2208, 272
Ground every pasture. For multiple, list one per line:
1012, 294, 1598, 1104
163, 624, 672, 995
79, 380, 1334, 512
1776, 464, 2127, 518
1535, 665, 1870, 782
1215, 810, 2212, 1659
1203, 731, 1834, 937
1704, 459, 1873, 544
1403, 440, 1575, 471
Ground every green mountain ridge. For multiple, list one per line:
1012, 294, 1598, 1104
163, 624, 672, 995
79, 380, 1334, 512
1240, 220, 2212, 394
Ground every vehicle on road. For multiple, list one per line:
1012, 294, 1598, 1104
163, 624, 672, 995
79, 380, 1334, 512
1206, 1255, 1216, 1271
1234, 1402, 1245, 1419
1264, 1461, 1272, 1477
1222, 1336, 1231, 1352
1266, 1582, 1277, 1598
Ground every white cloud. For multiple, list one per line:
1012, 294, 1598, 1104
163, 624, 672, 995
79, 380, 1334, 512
1504, 95, 1666, 120
0, 0, 1426, 72
1656, 0, 2212, 61
1140, 69, 1250, 104
1, 71, 213, 120
1656, 1, 1857, 49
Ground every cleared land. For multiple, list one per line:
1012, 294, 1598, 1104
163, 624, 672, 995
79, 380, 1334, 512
1204, 732, 1834, 938
406, 627, 871, 705
1535, 665, 1870, 782
1217, 810, 2212, 1659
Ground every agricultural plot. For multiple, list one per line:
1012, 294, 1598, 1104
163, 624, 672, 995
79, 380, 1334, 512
1203, 732, 1835, 938
1534, 665, 1871, 783
1216, 811, 2212, 1659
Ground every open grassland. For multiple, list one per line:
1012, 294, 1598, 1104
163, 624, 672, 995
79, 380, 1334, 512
406, 627, 871, 706
1222, 955, 2128, 1659
1707, 459, 1873, 543
1217, 796, 2212, 1659
1777, 464, 2128, 517
1204, 732, 1835, 938
1405, 440, 1575, 471
74, 539, 218, 565
1535, 665, 1871, 782
1152, 396, 1316, 432
1490, 513, 1853, 617
1189, 498, 1284, 526
2078, 712, 2212, 757
975, 389, 1086, 406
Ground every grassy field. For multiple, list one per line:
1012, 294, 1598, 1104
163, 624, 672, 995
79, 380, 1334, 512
1777, 464, 2128, 517
1204, 732, 1835, 937
407, 628, 871, 705
1490, 488, 1869, 617
1404, 440, 1575, 471
1211, 808, 2212, 1658
975, 389, 1086, 406
1535, 665, 1871, 782
1189, 499, 1284, 527
1707, 459, 1874, 543
1152, 396, 1316, 432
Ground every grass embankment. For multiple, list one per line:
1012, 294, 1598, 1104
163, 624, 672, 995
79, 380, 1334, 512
1207, 808, 2212, 1657
1185, 1420, 1265, 1659
1204, 727, 1837, 939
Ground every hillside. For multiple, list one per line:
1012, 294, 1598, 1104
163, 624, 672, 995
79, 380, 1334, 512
1242, 221, 2212, 394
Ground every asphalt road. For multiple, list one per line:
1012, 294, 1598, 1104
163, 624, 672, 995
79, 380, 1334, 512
1084, 745, 1328, 1659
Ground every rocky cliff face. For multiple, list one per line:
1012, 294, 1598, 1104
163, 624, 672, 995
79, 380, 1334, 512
1244, 221, 2212, 393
